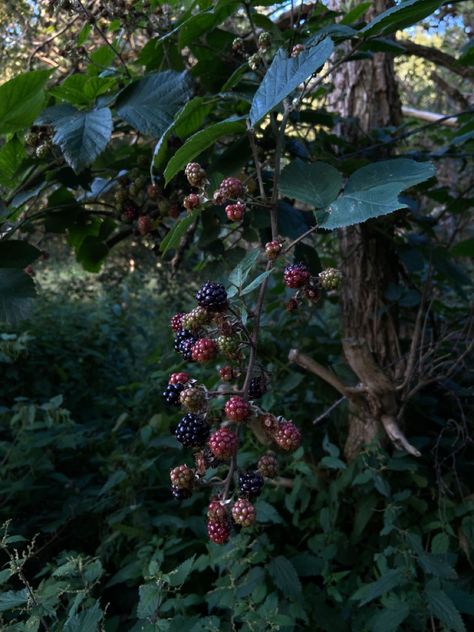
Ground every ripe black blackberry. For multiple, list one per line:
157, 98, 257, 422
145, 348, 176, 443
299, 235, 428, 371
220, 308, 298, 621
174, 328, 194, 351
178, 337, 196, 361
163, 383, 184, 407
239, 471, 264, 499
249, 376, 266, 399
171, 485, 192, 500
175, 413, 210, 448
196, 281, 228, 312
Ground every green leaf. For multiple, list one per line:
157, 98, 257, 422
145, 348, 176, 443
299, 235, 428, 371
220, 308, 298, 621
425, 587, 466, 632
228, 249, 260, 289
50, 75, 116, 107
0, 241, 41, 268
116, 71, 192, 137
319, 456, 347, 470
76, 235, 109, 272
240, 270, 272, 296
0, 268, 36, 324
249, 38, 333, 126
340, 2, 372, 25
0, 589, 28, 612
451, 239, 474, 257
164, 117, 246, 185
268, 556, 302, 600
279, 159, 342, 208
351, 569, 407, 606
167, 555, 196, 587
0, 138, 27, 189
53, 107, 113, 173
137, 583, 161, 619
160, 211, 199, 255
255, 499, 284, 524
319, 159, 435, 230
371, 600, 410, 632
0, 70, 52, 134
361, 0, 444, 37
63, 601, 103, 632
174, 97, 213, 139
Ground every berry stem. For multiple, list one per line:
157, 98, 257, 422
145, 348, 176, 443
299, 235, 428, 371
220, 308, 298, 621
282, 224, 319, 254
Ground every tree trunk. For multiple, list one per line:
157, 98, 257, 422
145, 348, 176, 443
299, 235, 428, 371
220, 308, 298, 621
327, 0, 403, 459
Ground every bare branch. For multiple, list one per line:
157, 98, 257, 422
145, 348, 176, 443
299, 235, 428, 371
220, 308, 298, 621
288, 348, 349, 397
381, 415, 421, 457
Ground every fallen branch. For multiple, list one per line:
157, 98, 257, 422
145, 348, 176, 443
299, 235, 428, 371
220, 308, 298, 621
381, 415, 421, 457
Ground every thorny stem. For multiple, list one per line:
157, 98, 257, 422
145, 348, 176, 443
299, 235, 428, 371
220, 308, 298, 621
283, 224, 319, 254
76, 0, 131, 78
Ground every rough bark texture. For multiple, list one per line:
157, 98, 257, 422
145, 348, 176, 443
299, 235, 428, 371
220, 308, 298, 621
327, 0, 403, 459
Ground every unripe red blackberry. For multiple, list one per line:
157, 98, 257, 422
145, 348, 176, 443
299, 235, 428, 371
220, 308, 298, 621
304, 283, 321, 303
180, 386, 207, 413
258, 453, 278, 478
175, 413, 210, 448
137, 215, 152, 235
265, 240, 282, 260
208, 519, 230, 544
184, 162, 206, 187
182, 306, 210, 331
274, 421, 301, 451
207, 499, 227, 522
291, 43, 305, 57
169, 372, 189, 385
217, 335, 239, 358
208, 428, 238, 459
225, 396, 250, 422
163, 382, 185, 407
248, 53, 261, 71
318, 267, 342, 290
191, 338, 217, 363
147, 183, 159, 199
225, 201, 245, 221
239, 471, 264, 498
196, 281, 228, 312
219, 365, 235, 382
183, 193, 201, 212
232, 498, 256, 527
170, 312, 185, 332
283, 262, 310, 288
258, 31, 271, 51
218, 177, 244, 200
212, 189, 225, 205
170, 464, 194, 489
232, 37, 244, 55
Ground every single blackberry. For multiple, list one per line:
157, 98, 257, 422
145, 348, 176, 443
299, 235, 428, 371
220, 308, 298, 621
232, 498, 256, 527
171, 485, 192, 500
274, 421, 301, 451
207, 499, 227, 522
196, 281, 228, 312
178, 337, 196, 361
175, 413, 210, 448
318, 267, 342, 290
191, 338, 217, 363
208, 519, 230, 544
163, 383, 185, 406
239, 471, 264, 499
183, 193, 200, 211
258, 31, 271, 51
182, 306, 210, 331
170, 464, 194, 489
249, 376, 266, 399
208, 428, 238, 459
258, 453, 278, 478
180, 386, 207, 413
168, 372, 189, 385
184, 162, 206, 187
283, 263, 310, 289
225, 396, 250, 422
170, 313, 185, 333
225, 201, 245, 221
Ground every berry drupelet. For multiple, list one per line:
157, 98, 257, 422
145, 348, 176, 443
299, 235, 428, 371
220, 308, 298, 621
175, 413, 210, 448
196, 281, 228, 312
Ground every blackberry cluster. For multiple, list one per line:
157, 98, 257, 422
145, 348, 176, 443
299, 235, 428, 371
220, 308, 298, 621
282, 261, 342, 310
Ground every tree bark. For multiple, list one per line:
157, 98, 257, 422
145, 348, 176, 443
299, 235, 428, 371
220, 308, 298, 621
327, 0, 403, 459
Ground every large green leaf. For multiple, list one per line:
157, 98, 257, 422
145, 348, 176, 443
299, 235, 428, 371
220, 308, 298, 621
268, 556, 302, 600
0, 138, 27, 189
319, 159, 435, 230
0, 241, 41, 268
425, 587, 466, 632
351, 569, 407, 606
116, 71, 192, 137
361, 0, 444, 37
0, 70, 52, 134
249, 38, 333, 126
137, 584, 161, 620
279, 159, 342, 208
0, 589, 28, 612
164, 117, 245, 185
49, 74, 116, 107
160, 210, 199, 254
0, 269, 36, 324
63, 601, 103, 632
53, 108, 113, 173
371, 598, 410, 632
